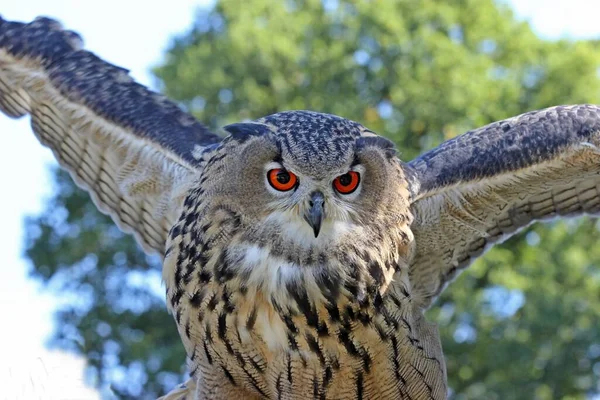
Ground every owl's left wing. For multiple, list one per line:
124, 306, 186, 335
0, 17, 223, 255
407, 104, 600, 309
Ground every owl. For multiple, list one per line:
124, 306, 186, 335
2, 16, 600, 400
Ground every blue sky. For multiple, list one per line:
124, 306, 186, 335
0, 0, 598, 397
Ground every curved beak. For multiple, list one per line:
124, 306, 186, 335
304, 191, 324, 237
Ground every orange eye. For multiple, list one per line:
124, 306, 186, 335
267, 169, 298, 191
333, 171, 360, 194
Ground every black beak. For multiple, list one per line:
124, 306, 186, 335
304, 191, 324, 237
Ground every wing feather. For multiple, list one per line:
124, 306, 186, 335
0, 16, 222, 254
407, 104, 600, 309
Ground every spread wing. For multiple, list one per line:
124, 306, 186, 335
0, 16, 222, 255
407, 104, 600, 309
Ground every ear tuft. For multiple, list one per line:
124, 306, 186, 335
223, 122, 271, 143
356, 136, 397, 159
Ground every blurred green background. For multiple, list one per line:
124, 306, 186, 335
24, 0, 600, 398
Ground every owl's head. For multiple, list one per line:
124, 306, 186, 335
200, 111, 417, 253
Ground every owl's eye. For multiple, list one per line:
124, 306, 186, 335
333, 171, 360, 194
267, 168, 298, 191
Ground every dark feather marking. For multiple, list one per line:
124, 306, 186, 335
221, 287, 235, 313
198, 270, 212, 283
184, 320, 191, 339
222, 366, 236, 386
223, 339, 236, 355
305, 333, 325, 366
249, 356, 266, 374
361, 350, 372, 373
281, 314, 298, 334
313, 373, 320, 398
190, 363, 199, 378
323, 365, 333, 387
316, 321, 329, 336
343, 305, 356, 322
287, 282, 319, 328
171, 289, 184, 308
183, 193, 195, 208
247, 306, 258, 330
234, 352, 246, 367
325, 302, 341, 323
205, 324, 213, 343
287, 332, 299, 351
357, 310, 371, 326
215, 251, 235, 283
331, 356, 340, 370
184, 211, 199, 229
169, 224, 181, 241
338, 326, 360, 358
218, 312, 227, 340
388, 294, 402, 309
203, 341, 213, 365
174, 246, 187, 286
356, 371, 364, 400
207, 293, 219, 311
390, 336, 403, 384
373, 293, 384, 310
206, 152, 227, 165
399, 285, 410, 298
287, 354, 293, 384
276, 373, 283, 400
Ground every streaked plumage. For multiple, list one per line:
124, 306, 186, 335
2, 16, 600, 400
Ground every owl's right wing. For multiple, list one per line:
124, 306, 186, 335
0, 16, 223, 255
407, 105, 600, 310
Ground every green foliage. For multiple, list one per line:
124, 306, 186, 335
25, 0, 600, 398
431, 220, 600, 399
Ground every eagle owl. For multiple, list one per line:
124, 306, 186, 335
2, 17, 600, 400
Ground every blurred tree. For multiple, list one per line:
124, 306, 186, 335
24, 0, 600, 398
